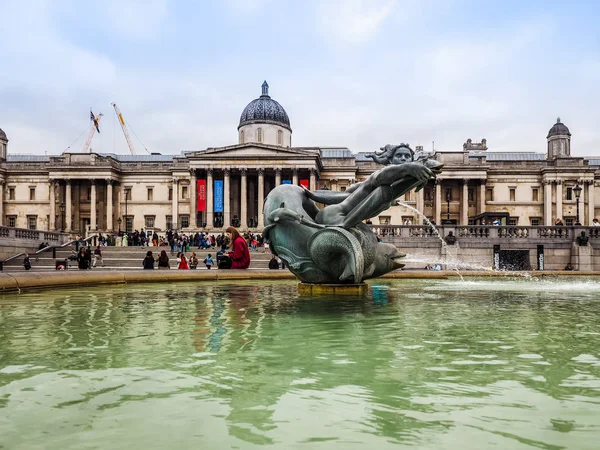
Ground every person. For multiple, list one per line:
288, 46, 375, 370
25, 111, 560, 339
68, 250, 78, 261
433, 264, 442, 271
84, 246, 93, 270
23, 253, 31, 270
593, 218, 600, 226
492, 218, 501, 226
121, 233, 128, 247
178, 253, 189, 270
564, 262, 574, 271
77, 248, 88, 270
157, 250, 170, 270
189, 252, 199, 269
268, 255, 279, 269
143, 251, 155, 269
554, 217, 565, 226
444, 231, 457, 245
203, 254, 214, 269
219, 226, 250, 269
153, 232, 159, 246
93, 245, 104, 267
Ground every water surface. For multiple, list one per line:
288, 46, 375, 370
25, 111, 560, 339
1, 278, 599, 449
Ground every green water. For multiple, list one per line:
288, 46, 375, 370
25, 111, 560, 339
1, 278, 600, 449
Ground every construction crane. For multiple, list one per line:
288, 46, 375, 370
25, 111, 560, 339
112, 102, 137, 155
81, 110, 103, 153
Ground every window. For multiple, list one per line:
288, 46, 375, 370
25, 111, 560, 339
145, 215, 155, 228
445, 188, 452, 201
486, 188, 494, 202
29, 187, 36, 201
240, 130, 245, 144
468, 188, 474, 202
166, 215, 173, 229
147, 188, 153, 201
379, 215, 391, 225
277, 130, 283, 146
180, 215, 189, 228
508, 217, 518, 226
125, 188, 132, 201
532, 188, 539, 202
168, 188, 173, 201
257, 128, 263, 143
182, 186, 188, 199
8, 187, 15, 200
565, 218, 574, 226
87, 188, 91, 201
530, 217, 541, 226
7, 216, 16, 227
509, 188, 516, 202
125, 216, 133, 233
566, 187, 573, 200
27, 215, 37, 230
424, 189, 432, 201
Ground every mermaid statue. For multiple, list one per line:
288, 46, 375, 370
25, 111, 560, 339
262, 144, 443, 284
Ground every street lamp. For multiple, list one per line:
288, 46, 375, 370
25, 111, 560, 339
59, 202, 65, 232
574, 184, 582, 225
445, 189, 452, 224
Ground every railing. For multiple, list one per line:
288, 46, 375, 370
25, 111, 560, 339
1, 234, 98, 268
0, 226, 62, 242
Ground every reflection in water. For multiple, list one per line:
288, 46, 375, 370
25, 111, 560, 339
0, 278, 599, 449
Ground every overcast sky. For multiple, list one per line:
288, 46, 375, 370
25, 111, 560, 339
1, 0, 599, 156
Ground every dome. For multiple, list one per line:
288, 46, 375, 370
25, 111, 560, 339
0, 128, 6, 141
238, 81, 291, 132
547, 117, 571, 138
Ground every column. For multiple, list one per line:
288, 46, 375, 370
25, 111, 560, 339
0, 181, 4, 226
224, 169, 230, 228
258, 169, 265, 229
65, 180, 72, 232
292, 169, 298, 186
461, 179, 469, 225
49, 179, 56, 231
190, 169, 197, 227
90, 180, 97, 231
275, 168, 281, 186
479, 180, 486, 215
587, 181, 595, 225
172, 178, 179, 229
555, 180, 562, 221
416, 188, 424, 225
206, 169, 213, 230
543, 180, 552, 225
309, 168, 317, 190
434, 179, 442, 225
240, 168, 247, 229
106, 180, 113, 231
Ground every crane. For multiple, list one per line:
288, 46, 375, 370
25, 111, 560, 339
112, 103, 137, 155
81, 110, 103, 153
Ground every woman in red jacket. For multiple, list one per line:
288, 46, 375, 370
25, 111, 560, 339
221, 226, 250, 269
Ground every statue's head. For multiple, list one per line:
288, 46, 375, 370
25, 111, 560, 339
377, 144, 414, 165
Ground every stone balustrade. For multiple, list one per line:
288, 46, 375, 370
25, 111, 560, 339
0, 226, 65, 245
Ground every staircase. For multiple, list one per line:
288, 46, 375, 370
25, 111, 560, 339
1, 245, 278, 272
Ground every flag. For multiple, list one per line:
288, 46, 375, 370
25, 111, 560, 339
90, 110, 100, 133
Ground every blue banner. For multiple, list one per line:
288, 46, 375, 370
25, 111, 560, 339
282, 180, 292, 184
214, 180, 224, 213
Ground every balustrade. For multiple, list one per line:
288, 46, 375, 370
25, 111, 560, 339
458, 226, 489, 238
498, 227, 530, 238
537, 226, 571, 239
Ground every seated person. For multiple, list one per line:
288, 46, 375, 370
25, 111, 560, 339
268, 255, 280, 269
564, 262, 574, 271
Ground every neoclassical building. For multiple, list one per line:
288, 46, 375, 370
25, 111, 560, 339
0, 82, 599, 235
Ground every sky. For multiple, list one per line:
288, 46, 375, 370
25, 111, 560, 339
1, 0, 599, 156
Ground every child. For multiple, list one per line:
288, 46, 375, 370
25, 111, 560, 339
203, 254, 214, 269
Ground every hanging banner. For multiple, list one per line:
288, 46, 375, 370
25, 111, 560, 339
197, 179, 206, 212
282, 180, 292, 185
300, 179, 309, 188
214, 180, 224, 213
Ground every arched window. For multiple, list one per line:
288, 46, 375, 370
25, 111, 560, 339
257, 128, 263, 143
277, 130, 283, 146
240, 130, 245, 144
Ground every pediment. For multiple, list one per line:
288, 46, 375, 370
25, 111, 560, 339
186, 144, 318, 160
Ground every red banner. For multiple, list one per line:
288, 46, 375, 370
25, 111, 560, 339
299, 179, 309, 188
197, 179, 206, 211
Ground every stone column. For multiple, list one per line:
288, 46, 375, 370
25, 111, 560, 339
90, 180, 97, 232
292, 169, 298, 186
555, 180, 562, 221
49, 179, 56, 231
275, 168, 281, 186
224, 169, 231, 228
172, 178, 179, 229
479, 180, 486, 215
416, 187, 424, 225
190, 169, 197, 227
309, 168, 317, 190
206, 169, 213, 230
240, 168, 247, 229
106, 180, 113, 231
0, 181, 4, 226
65, 180, 72, 232
258, 169, 265, 229
435, 179, 442, 225
461, 179, 469, 225
543, 180, 552, 225
587, 181, 595, 225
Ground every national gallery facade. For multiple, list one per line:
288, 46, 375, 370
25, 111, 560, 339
0, 82, 599, 234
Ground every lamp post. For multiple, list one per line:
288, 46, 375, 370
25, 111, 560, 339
574, 184, 582, 225
59, 202, 65, 232
445, 190, 452, 224
124, 188, 129, 233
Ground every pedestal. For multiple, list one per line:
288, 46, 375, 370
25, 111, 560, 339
297, 283, 368, 295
